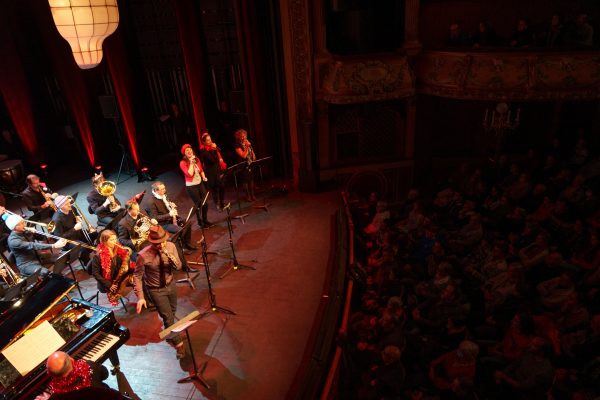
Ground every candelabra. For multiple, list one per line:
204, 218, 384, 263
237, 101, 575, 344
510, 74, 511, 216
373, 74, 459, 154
483, 103, 520, 160
483, 102, 520, 134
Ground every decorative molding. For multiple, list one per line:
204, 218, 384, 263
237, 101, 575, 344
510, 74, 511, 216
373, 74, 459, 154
289, 0, 313, 122
417, 50, 600, 100
318, 57, 416, 104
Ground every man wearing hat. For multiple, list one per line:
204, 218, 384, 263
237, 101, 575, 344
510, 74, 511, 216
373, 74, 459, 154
52, 195, 96, 265
4, 213, 67, 277
133, 225, 185, 359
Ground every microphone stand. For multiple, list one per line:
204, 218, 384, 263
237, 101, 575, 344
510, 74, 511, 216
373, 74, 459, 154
197, 217, 235, 318
219, 203, 255, 279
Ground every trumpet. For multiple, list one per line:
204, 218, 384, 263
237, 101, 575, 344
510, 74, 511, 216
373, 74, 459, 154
97, 180, 119, 211
1, 254, 23, 287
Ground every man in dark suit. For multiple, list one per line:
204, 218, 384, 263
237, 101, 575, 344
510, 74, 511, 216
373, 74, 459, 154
144, 181, 197, 252
52, 195, 96, 265
86, 174, 122, 227
21, 174, 54, 222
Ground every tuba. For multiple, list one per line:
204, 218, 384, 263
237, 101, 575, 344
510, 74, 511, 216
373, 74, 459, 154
107, 244, 133, 305
97, 180, 118, 211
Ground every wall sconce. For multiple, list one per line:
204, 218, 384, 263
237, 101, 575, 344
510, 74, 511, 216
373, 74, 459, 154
48, 0, 119, 69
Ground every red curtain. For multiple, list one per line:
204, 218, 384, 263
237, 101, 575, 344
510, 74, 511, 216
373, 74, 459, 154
105, 32, 140, 169
0, 3, 41, 164
174, 0, 207, 145
34, 1, 97, 167
234, 0, 268, 156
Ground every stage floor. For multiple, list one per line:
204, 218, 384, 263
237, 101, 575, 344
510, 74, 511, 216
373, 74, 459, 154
7, 168, 340, 400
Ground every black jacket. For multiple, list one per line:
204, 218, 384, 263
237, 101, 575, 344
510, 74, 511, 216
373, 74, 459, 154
86, 190, 121, 220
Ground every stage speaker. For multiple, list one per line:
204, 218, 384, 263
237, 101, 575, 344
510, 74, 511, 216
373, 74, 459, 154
99, 96, 119, 119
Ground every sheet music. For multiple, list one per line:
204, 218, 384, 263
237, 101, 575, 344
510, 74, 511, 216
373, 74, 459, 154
1, 321, 66, 376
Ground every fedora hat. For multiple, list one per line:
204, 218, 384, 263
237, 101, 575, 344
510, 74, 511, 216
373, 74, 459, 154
147, 225, 169, 243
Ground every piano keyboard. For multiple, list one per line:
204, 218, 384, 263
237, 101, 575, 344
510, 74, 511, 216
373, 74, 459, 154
73, 331, 120, 362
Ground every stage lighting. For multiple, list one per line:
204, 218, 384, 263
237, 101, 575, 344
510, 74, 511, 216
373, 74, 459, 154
137, 167, 154, 182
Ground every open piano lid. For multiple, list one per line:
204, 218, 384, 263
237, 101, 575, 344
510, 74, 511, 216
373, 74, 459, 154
0, 273, 75, 350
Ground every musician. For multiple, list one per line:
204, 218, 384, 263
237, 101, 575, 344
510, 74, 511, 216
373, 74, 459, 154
90, 229, 134, 306
21, 174, 55, 221
52, 195, 96, 265
179, 144, 213, 228
86, 174, 122, 226
233, 129, 256, 202
3, 213, 66, 277
199, 132, 227, 211
117, 200, 156, 257
40, 351, 114, 399
134, 225, 185, 359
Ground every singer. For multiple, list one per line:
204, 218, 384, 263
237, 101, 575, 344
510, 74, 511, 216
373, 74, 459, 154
199, 131, 226, 211
179, 144, 213, 228
134, 225, 185, 359
233, 129, 256, 202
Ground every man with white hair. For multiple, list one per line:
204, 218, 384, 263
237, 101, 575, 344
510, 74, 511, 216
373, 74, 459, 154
3, 213, 66, 277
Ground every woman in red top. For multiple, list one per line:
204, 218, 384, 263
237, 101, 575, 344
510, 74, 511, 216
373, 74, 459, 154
180, 144, 213, 227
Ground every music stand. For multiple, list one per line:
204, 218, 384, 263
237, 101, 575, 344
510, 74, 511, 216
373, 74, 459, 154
172, 206, 200, 288
251, 156, 273, 212
224, 161, 249, 224
159, 311, 209, 389
219, 203, 256, 279
54, 245, 84, 298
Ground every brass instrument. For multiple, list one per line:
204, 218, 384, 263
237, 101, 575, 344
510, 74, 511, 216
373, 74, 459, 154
0, 254, 23, 287
67, 195, 96, 244
132, 215, 156, 250
41, 186, 58, 212
97, 180, 119, 211
107, 243, 133, 304
24, 219, 56, 233
27, 228, 97, 251
162, 250, 179, 267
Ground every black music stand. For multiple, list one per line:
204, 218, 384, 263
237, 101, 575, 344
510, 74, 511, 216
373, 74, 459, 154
219, 203, 255, 279
196, 214, 235, 317
224, 161, 249, 224
251, 156, 273, 212
159, 311, 209, 389
172, 206, 200, 288
54, 245, 84, 298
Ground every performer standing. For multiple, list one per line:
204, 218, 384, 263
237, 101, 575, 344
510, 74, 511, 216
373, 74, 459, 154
86, 174, 122, 227
179, 144, 213, 228
233, 129, 256, 202
134, 226, 185, 359
199, 132, 227, 211
4, 214, 66, 277
21, 174, 55, 221
90, 229, 134, 306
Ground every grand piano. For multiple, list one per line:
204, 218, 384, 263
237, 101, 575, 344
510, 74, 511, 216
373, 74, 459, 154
0, 273, 130, 400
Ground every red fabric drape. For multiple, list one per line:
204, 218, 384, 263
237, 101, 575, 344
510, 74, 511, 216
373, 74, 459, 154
0, 4, 41, 164
174, 0, 207, 145
105, 33, 140, 168
234, 0, 268, 156
34, 1, 96, 167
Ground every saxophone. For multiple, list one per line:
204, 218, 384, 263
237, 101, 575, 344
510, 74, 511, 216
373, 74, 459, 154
107, 244, 133, 305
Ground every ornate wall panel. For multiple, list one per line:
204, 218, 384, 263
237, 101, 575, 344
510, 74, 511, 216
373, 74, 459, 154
417, 51, 600, 101
318, 57, 416, 104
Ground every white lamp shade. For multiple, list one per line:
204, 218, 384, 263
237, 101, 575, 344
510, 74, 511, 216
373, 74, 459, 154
48, 0, 119, 69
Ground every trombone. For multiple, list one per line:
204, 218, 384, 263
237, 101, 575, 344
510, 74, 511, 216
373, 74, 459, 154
66, 195, 96, 244
27, 229, 97, 251
1, 254, 23, 287
2, 210, 55, 233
